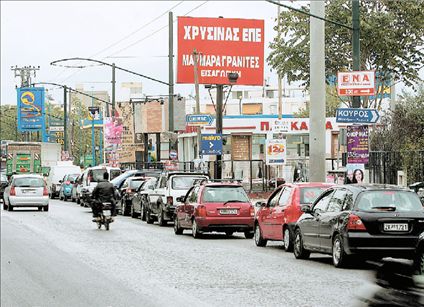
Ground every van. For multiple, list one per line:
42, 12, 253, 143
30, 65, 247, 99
47, 164, 82, 199
79, 166, 121, 203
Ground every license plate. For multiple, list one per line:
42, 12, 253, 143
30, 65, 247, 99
23, 189, 36, 194
383, 223, 408, 231
220, 209, 238, 215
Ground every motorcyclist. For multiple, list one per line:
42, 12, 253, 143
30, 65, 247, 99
91, 172, 117, 222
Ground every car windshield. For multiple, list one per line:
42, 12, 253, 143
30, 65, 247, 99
202, 186, 250, 203
356, 190, 423, 212
172, 176, 207, 190
67, 174, 79, 182
300, 187, 328, 204
110, 169, 121, 180
13, 177, 45, 187
130, 179, 145, 189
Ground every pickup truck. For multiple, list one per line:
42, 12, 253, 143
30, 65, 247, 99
146, 171, 209, 226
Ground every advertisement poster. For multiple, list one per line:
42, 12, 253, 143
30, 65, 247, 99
17, 87, 45, 131
177, 16, 264, 85
347, 125, 369, 164
104, 117, 123, 148
265, 139, 286, 165
346, 163, 365, 184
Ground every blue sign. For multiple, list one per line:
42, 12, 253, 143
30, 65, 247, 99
186, 114, 213, 126
201, 134, 223, 155
17, 87, 46, 132
336, 108, 380, 124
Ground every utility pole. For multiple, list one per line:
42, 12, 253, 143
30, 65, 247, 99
277, 2, 283, 120
63, 86, 68, 152
91, 89, 95, 166
193, 49, 201, 159
309, 0, 326, 182
352, 0, 361, 108
11, 65, 40, 87
169, 11, 175, 134
112, 63, 116, 116
69, 90, 74, 156
216, 85, 224, 179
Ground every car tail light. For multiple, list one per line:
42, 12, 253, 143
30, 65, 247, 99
250, 206, 255, 217
65, 181, 70, 185
10, 186, 16, 196
167, 196, 173, 206
43, 186, 49, 196
347, 214, 367, 231
197, 205, 207, 217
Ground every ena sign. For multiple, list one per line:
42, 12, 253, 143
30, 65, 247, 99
337, 71, 375, 96
177, 16, 264, 85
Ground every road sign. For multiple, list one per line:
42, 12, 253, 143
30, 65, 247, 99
186, 114, 213, 126
337, 71, 375, 96
336, 108, 379, 124
169, 150, 178, 160
201, 134, 222, 155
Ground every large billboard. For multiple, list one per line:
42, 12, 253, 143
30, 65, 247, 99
17, 87, 45, 131
177, 16, 264, 85
347, 125, 369, 164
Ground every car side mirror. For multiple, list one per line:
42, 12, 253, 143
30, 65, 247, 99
255, 201, 266, 208
176, 196, 185, 203
301, 204, 312, 213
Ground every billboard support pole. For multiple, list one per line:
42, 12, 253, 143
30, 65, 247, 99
216, 84, 224, 180
193, 49, 201, 159
352, 0, 361, 108
91, 95, 95, 166
63, 86, 68, 151
169, 11, 174, 133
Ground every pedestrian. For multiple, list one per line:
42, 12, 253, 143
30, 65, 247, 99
352, 169, 364, 184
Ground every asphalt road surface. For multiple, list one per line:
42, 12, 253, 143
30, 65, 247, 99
1, 199, 375, 307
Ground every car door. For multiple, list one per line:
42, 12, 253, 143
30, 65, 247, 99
301, 190, 334, 250
260, 188, 282, 239
175, 187, 192, 228
132, 182, 145, 213
179, 186, 198, 228
318, 188, 348, 253
270, 186, 293, 240
149, 175, 164, 213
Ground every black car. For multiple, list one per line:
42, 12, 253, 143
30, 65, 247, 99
119, 176, 149, 217
111, 169, 161, 191
0, 173, 8, 201
131, 177, 157, 220
293, 184, 424, 268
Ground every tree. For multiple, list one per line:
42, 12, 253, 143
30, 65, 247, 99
268, 0, 424, 109
293, 85, 342, 117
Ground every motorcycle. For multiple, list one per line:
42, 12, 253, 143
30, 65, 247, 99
81, 188, 116, 231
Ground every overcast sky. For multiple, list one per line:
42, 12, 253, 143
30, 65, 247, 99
1, 1, 422, 106
1, 0, 288, 105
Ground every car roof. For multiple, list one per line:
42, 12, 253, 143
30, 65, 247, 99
279, 182, 334, 189
12, 174, 43, 178
203, 182, 243, 187
334, 183, 412, 192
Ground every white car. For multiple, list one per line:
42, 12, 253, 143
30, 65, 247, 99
3, 174, 49, 211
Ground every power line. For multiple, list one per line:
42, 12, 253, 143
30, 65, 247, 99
54, 1, 184, 83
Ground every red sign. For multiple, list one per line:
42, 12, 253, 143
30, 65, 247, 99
177, 16, 264, 85
337, 71, 375, 96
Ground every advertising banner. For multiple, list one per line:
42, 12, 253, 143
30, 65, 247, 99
177, 16, 264, 85
265, 139, 286, 165
347, 125, 369, 164
104, 117, 123, 149
17, 87, 45, 131
337, 71, 375, 96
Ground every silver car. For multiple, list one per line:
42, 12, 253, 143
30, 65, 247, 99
3, 174, 49, 211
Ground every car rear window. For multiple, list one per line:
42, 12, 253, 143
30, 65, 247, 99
68, 174, 79, 182
202, 186, 250, 203
172, 176, 207, 190
300, 187, 328, 204
130, 179, 145, 189
110, 169, 121, 180
356, 190, 424, 212
13, 177, 45, 187
91, 169, 107, 182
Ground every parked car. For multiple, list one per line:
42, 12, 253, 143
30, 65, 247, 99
132, 177, 158, 220
254, 182, 334, 251
70, 174, 82, 203
0, 173, 8, 202
146, 171, 209, 226
79, 166, 121, 207
293, 184, 424, 268
111, 169, 162, 190
3, 174, 49, 211
58, 173, 80, 201
174, 181, 255, 238
47, 163, 81, 199
415, 232, 424, 275
119, 176, 151, 216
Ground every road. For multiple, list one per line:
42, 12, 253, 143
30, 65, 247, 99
1, 199, 374, 307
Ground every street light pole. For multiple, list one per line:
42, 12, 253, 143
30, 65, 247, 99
193, 49, 201, 159
352, 0, 361, 108
63, 86, 68, 152
169, 11, 175, 133
216, 85, 224, 179
91, 92, 95, 166
112, 63, 116, 116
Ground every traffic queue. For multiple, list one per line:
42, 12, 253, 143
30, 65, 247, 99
2, 165, 424, 275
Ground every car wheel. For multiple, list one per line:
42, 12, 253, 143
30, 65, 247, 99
415, 248, 424, 275
7, 200, 13, 211
131, 205, 138, 218
38, 206, 42, 211
225, 231, 234, 237
192, 219, 202, 239
146, 209, 154, 224
140, 202, 146, 221
283, 227, 293, 252
294, 229, 310, 259
244, 231, 254, 239
332, 234, 350, 268
76, 197, 80, 204
43, 206, 49, 212
254, 223, 267, 247
174, 216, 183, 235
122, 200, 130, 216
157, 206, 167, 226
3, 203, 7, 210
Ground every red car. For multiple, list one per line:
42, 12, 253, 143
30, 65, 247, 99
254, 182, 334, 251
174, 182, 255, 239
